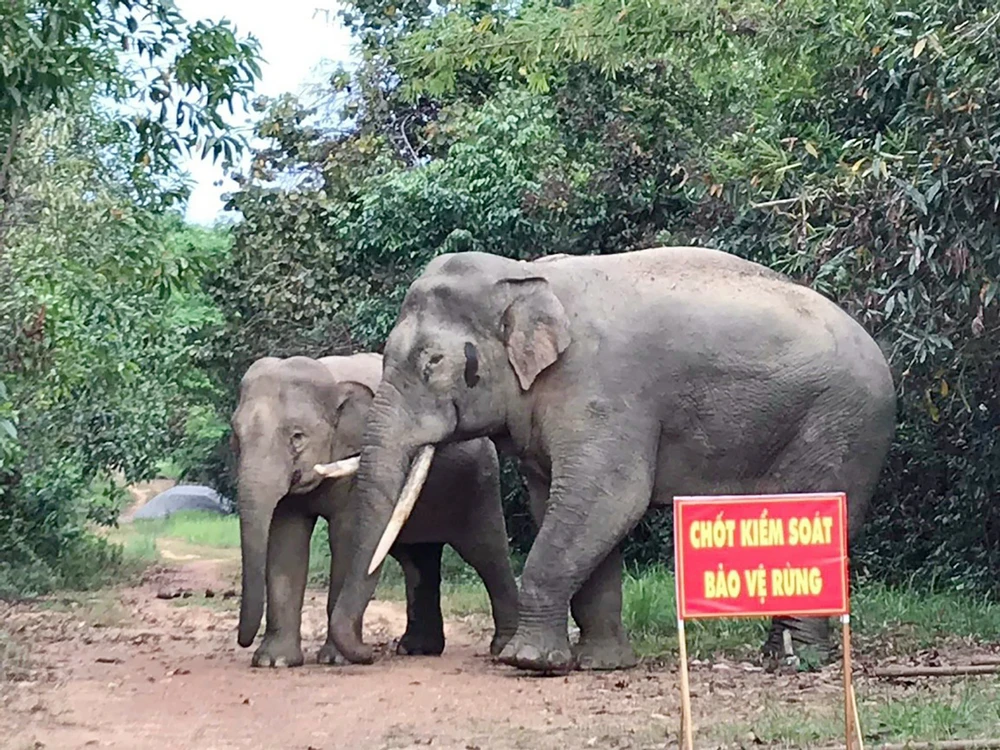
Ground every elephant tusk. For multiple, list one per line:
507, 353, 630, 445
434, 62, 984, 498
366, 445, 435, 575
314, 455, 360, 478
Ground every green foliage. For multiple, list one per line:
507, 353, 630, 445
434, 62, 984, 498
0, 0, 259, 596
679, 3, 1000, 590
0, 0, 261, 208
0, 380, 18, 474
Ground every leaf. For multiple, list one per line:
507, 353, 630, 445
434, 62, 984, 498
913, 37, 927, 58
924, 389, 940, 423
804, 142, 819, 158
904, 183, 927, 214
985, 282, 998, 309
526, 71, 550, 94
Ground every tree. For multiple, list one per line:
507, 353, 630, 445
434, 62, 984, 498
0, 0, 262, 240
0, 1, 262, 595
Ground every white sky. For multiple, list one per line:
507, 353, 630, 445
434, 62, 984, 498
173, 0, 357, 225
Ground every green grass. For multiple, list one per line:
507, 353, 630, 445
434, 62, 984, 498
25, 509, 1000, 748
852, 575, 1000, 652
118, 529, 160, 562
117, 512, 1000, 662
622, 564, 767, 659
130, 511, 242, 548
866, 681, 1000, 743
617, 564, 1000, 661
709, 680, 1000, 747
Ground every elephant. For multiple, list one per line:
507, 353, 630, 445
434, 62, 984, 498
230, 352, 519, 667
316, 245, 897, 675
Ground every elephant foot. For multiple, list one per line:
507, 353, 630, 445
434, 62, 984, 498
497, 627, 575, 675
572, 633, 638, 671
396, 630, 445, 656
317, 640, 351, 666
762, 617, 832, 672
251, 636, 304, 668
489, 628, 517, 657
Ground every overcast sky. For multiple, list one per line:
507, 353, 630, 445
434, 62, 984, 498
173, 0, 356, 225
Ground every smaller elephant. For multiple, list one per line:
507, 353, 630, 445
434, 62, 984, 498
231, 353, 519, 667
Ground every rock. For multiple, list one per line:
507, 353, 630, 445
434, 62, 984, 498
131, 485, 232, 521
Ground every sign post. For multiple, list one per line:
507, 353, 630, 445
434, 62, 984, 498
674, 555, 695, 750
672, 492, 858, 749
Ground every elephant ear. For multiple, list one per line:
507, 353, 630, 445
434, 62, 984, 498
497, 276, 572, 391
332, 381, 375, 456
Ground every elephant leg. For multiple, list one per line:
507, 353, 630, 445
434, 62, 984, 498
252, 505, 316, 668
757, 404, 880, 668
445, 457, 520, 656
523, 465, 548, 531
762, 615, 833, 669
498, 441, 654, 674
318, 516, 359, 666
570, 545, 637, 670
395, 542, 446, 656
449, 532, 519, 657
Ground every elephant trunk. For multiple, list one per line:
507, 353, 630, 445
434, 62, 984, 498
236, 457, 290, 648
328, 384, 427, 663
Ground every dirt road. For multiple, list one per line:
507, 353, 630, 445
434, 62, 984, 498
2, 538, 995, 750
0, 543, 687, 750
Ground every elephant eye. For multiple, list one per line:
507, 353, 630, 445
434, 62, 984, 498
463, 342, 480, 387
290, 431, 306, 448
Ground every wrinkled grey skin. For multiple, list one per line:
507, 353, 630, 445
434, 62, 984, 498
326, 246, 896, 674
232, 353, 519, 667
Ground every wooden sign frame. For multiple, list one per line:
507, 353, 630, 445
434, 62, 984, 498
672, 493, 860, 750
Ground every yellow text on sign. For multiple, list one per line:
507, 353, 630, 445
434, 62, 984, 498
689, 513, 834, 549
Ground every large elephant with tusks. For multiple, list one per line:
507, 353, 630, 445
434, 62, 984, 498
319, 246, 896, 674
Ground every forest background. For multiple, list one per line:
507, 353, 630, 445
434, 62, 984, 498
1, 0, 997, 604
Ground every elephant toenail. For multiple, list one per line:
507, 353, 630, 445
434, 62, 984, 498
519, 645, 541, 662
